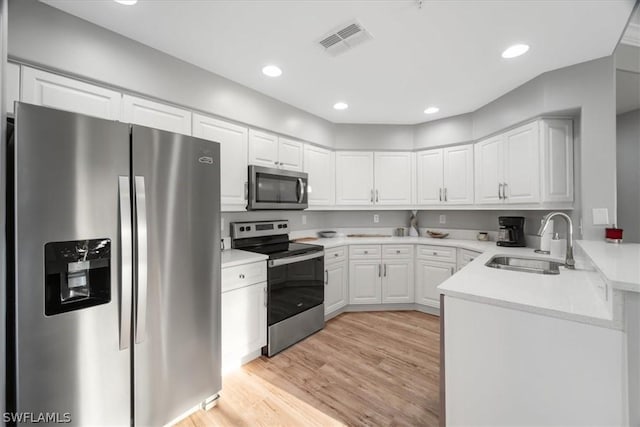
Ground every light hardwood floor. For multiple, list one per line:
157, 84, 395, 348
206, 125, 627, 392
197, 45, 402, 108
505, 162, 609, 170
177, 311, 441, 427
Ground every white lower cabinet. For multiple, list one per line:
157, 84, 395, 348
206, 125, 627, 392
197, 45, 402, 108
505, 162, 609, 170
221, 261, 267, 373
324, 246, 348, 316
349, 245, 414, 304
415, 260, 454, 308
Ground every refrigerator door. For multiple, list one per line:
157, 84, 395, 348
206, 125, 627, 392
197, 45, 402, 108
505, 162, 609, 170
132, 126, 221, 426
12, 103, 131, 425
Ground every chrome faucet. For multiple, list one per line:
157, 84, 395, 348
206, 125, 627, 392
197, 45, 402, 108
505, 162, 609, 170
537, 212, 575, 269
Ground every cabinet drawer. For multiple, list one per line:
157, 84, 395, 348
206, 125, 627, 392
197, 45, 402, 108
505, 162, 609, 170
325, 246, 347, 263
383, 245, 414, 259
222, 261, 267, 293
416, 245, 457, 263
457, 249, 481, 269
349, 245, 381, 259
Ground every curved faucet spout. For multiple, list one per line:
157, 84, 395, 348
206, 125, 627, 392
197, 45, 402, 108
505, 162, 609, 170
537, 212, 575, 269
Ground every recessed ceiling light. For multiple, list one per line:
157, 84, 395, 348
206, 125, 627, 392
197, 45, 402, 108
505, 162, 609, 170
333, 102, 349, 110
114, 0, 138, 5
424, 107, 439, 114
501, 44, 530, 59
262, 65, 282, 77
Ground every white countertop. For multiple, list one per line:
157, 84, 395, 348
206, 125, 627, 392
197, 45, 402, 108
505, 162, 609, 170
221, 249, 268, 268
438, 246, 615, 328
308, 235, 493, 252
577, 240, 640, 293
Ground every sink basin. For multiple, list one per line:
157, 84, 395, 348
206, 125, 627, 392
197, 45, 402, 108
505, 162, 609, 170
485, 255, 562, 275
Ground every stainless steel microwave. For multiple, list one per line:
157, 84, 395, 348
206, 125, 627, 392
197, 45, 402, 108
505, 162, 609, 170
247, 165, 308, 210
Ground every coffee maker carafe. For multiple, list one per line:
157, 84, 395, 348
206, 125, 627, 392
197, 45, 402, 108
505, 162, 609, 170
496, 216, 526, 247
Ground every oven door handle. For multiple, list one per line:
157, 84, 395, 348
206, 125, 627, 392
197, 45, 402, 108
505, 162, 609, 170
268, 251, 325, 267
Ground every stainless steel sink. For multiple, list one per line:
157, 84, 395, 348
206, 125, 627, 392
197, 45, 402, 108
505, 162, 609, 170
485, 255, 562, 275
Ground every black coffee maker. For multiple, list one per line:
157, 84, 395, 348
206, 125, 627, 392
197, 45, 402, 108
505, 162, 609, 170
496, 216, 526, 247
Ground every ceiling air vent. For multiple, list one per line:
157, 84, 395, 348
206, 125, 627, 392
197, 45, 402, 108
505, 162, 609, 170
318, 20, 373, 56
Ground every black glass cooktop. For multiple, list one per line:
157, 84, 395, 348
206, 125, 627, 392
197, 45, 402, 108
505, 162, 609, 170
244, 241, 323, 260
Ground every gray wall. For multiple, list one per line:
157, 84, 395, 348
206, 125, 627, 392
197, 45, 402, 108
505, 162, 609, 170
8, 0, 335, 147
334, 124, 414, 151
617, 109, 640, 243
413, 113, 474, 149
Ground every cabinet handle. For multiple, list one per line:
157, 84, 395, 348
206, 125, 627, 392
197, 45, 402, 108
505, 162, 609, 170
324, 270, 329, 285
396, 250, 400, 254
264, 287, 267, 307
378, 264, 381, 277
384, 264, 387, 277
439, 188, 442, 202
444, 188, 447, 202
244, 182, 248, 200
376, 190, 379, 202
334, 253, 339, 257
370, 189, 374, 203
239, 273, 245, 279
274, 161, 279, 165
450, 267, 454, 275
364, 250, 368, 254
432, 251, 438, 256
498, 183, 503, 200
503, 182, 508, 199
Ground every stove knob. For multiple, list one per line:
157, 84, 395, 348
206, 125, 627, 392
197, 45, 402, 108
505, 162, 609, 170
283, 224, 287, 228
246, 226, 251, 231
240, 227, 245, 232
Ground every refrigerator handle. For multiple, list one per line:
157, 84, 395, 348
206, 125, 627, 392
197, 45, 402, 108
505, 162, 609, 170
134, 176, 148, 344
118, 176, 133, 350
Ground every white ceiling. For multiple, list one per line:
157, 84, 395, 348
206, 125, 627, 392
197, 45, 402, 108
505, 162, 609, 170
42, 0, 635, 124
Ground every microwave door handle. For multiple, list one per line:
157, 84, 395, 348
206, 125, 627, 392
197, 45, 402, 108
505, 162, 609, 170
297, 178, 304, 203
118, 176, 133, 351
134, 176, 148, 344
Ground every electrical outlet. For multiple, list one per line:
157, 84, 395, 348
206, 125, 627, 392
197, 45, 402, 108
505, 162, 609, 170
302, 215, 307, 225
439, 215, 446, 224
373, 214, 380, 223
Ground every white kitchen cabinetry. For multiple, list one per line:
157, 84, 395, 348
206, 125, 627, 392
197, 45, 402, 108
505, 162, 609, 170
336, 152, 375, 205
415, 245, 457, 309
349, 245, 414, 304
540, 119, 574, 203
304, 145, 335, 206
6, 62, 20, 115
122, 94, 191, 135
248, 130, 303, 171
221, 260, 267, 373
21, 66, 121, 120
457, 249, 481, 271
192, 114, 248, 209
336, 151, 412, 206
374, 152, 413, 205
417, 144, 473, 205
324, 246, 348, 316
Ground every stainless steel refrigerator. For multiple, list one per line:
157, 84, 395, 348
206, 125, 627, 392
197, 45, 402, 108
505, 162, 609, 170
7, 102, 221, 426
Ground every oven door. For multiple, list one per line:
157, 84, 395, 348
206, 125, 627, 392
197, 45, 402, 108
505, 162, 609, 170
248, 165, 308, 210
267, 251, 324, 326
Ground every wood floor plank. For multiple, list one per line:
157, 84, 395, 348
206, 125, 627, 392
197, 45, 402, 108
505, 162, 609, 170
181, 311, 440, 426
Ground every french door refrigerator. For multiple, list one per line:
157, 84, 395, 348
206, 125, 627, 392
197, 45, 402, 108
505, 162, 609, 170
8, 103, 221, 426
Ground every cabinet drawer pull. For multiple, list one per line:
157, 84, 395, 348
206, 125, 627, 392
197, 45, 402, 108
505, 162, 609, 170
396, 250, 401, 254
432, 251, 438, 256
239, 273, 245, 279
334, 253, 339, 257
364, 250, 368, 254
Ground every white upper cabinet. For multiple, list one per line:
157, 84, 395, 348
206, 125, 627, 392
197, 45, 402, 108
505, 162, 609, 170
374, 152, 413, 205
122, 95, 191, 135
418, 144, 473, 205
248, 130, 303, 171
443, 144, 474, 204
336, 151, 375, 205
6, 62, 20, 115
474, 136, 504, 204
417, 149, 444, 205
21, 66, 121, 121
192, 113, 248, 207
503, 122, 540, 203
540, 119, 573, 202
304, 144, 335, 206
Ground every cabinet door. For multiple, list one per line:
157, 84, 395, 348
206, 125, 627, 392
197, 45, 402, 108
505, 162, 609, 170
416, 149, 444, 205
349, 260, 381, 304
21, 66, 121, 120
540, 119, 573, 203
474, 136, 504, 204
503, 122, 540, 203
304, 145, 335, 206
278, 137, 304, 171
382, 260, 414, 303
122, 94, 191, 135
443, 144, 474, 205
336, 152, 374, 205
192, 113, 248, 207
248, 129, 279, 168
221, 282, 267, 372
415, 260, 454, 308
6, 62, 20, 115
325, 262, 348, 315
374, 152, 413, 205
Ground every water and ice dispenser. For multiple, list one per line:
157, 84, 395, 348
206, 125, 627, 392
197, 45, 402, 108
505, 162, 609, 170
44, 238, 111, 316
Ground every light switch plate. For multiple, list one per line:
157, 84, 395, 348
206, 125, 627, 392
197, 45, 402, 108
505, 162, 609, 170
592, 208, 609, 225
373, 214, 380, 223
